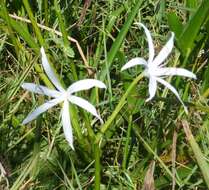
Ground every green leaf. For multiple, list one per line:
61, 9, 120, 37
23, 0, 44, 46
201, 59, 209, 94
182, 120, 209, 189
99, 0, 143, 81
167, 12, 183, 39
63, 46, 75, 58
178, 0, 209, 56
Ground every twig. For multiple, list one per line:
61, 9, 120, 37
9, 13, 93, 76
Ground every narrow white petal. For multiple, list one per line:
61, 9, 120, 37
40, 47, 65, 92
68, 95, 103, 123
154, 68, 196, 79
121, 57, 147, 71
22, 97, 63, 125
62, 100, 74, 150
67, 79, 106, 94
21, 83, 61, 98
146, 76, 157, 102
152, 32, 174, 66
156, 77, 188, 113
137, 23, 155, 64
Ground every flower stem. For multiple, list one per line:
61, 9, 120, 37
95, 73, 144, 143
94, 143, 101, 190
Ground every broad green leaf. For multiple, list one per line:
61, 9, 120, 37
167, 12, 183, 39
178, 0, 209, 56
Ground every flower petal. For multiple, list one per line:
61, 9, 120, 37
154, 68, 196, 79
67, 79, 106, 94
68, 95, 103, 123
40, 47, 65, 92
21, 83, 61, 98
121, 57, 147, 71
137, 23, 155, 64
146, 76, 157, 102
156, 77, 188, 113
61, 100, 74, 150
152, 32, 174, 66
22, 97, 63, 125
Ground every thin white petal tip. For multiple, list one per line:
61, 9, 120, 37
21, 83, 26, 89
70, 143, 75, 150
40, 46, 45, 54
145, 98, 151, 102
95, 114, 103, 124
184, 108, 188, 115
99, 117, 104, 124
185, 71, 197, 79
100, 83, 107, 89
134, 22, 143, 26
121, 66, 127, 71
22, 119, 28, 125
171, 32, 175, 37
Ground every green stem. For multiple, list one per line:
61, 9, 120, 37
94, 143, 101, 190
44, 0, 49, 26
70, 107, 91, 156
122, 115, 132, 170
95, 73, 144, 143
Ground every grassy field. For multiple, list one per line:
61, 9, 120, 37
0, 0, 209, 189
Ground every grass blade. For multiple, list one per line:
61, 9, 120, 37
99, 0, 142, 81
182, 120, 209, 188
178, 0, 209, 56
23, 0, 44, 46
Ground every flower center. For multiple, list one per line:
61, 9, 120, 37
61, 91, 69, 100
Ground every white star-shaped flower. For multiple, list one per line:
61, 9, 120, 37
22, 47, 106, 149
121, 23, 196, 113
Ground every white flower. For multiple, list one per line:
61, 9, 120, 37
121, 23, 196, 113
22, 47, 106, 150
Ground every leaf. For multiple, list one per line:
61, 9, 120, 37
201, 59, 209, 94
63, 45, 75, 58
182, 120, 209, 189
99, 0, 143, 81
167, 12, 183, 39
186, 0, 198, 18
178, 0, 209, 56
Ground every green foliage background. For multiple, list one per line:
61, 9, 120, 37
0, 0, 209, 189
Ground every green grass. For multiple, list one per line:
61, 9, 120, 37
0, 0, 209, 189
